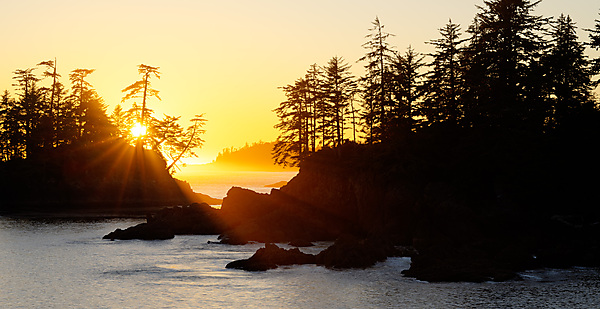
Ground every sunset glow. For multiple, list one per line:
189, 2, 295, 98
130, 122, 147, 138
1, 0, 599, 165
2, 1, 600, 307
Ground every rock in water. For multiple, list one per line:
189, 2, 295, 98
226, 243, 316, 271
103, 202, 223, 240
102, 222, 174, 241
315, 236, 401, 269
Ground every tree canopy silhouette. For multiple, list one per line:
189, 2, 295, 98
273, 0, 600, 167
121, 64, 161, 129
117, 64, 207, 173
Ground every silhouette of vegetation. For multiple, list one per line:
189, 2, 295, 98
358, 16, 395, 144
121, 64, 161, 139
273, 0, 600, 167
1, 65, 113, 161
0, 62, 209, 213
273, 59, 358, 167
586, 11, 600, 83
421, 20, 466, 126
206, 141, 294, 171
265, 0, 600, 281
116, 64, 206, 173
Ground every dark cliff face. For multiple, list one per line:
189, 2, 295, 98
218, 142, 423, 243
219, 186, 341, 243
279, 143, 417, 243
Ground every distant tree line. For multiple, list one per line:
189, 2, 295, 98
211, 141, 287, 171
273, 0, 600, 167
0, 62, 206, 173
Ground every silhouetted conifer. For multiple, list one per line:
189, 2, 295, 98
12, 68, 44, 158
69, 68, 114, 143
389, 46, 425, 133
422, 20, 466, 127
543, 14, 597, 129
272, 78, 311, 167
305, 64, 324, 151
463, 0, 548, 129
0, 91, 22, 161
118, 65, 206, 170
358, 17, 395, 143
587, 11, 600, 80
37, 59, 62, 147
121, 64, 161, 142
322, 56, 357, 147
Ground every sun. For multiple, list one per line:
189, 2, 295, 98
130, 122, 147, 138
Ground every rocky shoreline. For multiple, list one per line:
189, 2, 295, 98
103, 128, 600, 282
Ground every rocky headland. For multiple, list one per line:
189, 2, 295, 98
104, 126, 600, 282
0, 139, 220, 217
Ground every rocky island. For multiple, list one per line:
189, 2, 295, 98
0, 139, 220, 217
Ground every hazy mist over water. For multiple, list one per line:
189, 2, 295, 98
1, 217, 599, 308
177, 170, 299, 200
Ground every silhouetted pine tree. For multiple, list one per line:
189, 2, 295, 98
118, 65, 206, 168
463, 0, 548, 129
389, 46, 425, 133
165, 114, 206, 174
273, 78, 312, 167
12, 68, 44, 158
322, 56, 357, 147
422, 20, 466, 126
358, 17, 396, 143
69, 68, 114, 143
587, 11, 600, 80
121, 64, 161, 147
37, 60, 61, 148
305, 64, 324, 151
0, 91, 22, 161
54, 86, 79, 146
543, 14, 597, 129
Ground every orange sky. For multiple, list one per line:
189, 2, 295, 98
1, 0, 599, 164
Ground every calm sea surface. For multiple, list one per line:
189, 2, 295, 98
1, 171, 599, 308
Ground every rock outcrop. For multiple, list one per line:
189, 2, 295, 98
217, 127, 600, 281
103, 222, 175, 240
102, 127, 600, 282
103, 203, 224, 240
218, 187, 341, 244
315, 237, 408, 269
226, 243, 316, 271
225, 239, 414, 271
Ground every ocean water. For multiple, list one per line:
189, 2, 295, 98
1, 217, 599, 308
1, 171, 599, 308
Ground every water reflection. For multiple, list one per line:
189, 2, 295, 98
0, 217, 599, 308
